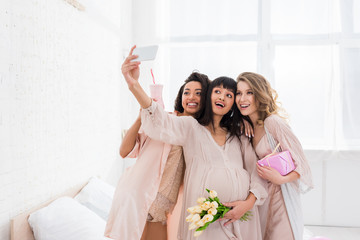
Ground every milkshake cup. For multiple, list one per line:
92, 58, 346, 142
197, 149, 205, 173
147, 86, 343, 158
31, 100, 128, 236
149, 84, 165, 109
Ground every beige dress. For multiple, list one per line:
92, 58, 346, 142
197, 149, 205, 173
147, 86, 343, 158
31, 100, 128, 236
255, 114, 314, 240
141, 145, 185, 240
148, 145, 185, 223
141, 102, 268, 240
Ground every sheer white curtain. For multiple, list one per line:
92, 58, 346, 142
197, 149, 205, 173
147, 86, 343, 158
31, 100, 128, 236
132, 0, 360, 152
131, 0, 360, 226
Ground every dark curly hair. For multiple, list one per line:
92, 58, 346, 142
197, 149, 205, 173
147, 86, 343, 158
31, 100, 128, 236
174, 72, 210, 120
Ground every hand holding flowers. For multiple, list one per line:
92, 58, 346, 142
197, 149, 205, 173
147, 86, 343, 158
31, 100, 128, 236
222, 199, 254, 226
186, 189, 252, 237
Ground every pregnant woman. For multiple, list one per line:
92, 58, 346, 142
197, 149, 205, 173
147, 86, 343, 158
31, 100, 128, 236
119, 46, 267, 240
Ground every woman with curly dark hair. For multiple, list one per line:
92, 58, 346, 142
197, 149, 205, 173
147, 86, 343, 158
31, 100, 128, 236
106, 69, 209, 240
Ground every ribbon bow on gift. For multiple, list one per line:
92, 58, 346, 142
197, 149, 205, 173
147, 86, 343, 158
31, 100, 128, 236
262, 143, 294, 170
262, 143, 281, 168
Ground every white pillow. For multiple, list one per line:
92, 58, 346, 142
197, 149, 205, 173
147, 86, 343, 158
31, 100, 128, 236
74, 177, 115, 221
28, 197, 109, 240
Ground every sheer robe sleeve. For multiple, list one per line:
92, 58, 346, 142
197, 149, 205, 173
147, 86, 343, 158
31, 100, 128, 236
140, 101, 196, 147
241, 136, 268, 205
125, 130, 148, 158
264, 114, 314, 193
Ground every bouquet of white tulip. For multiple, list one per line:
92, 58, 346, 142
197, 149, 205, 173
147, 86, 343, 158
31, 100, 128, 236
186, 189, 252, 237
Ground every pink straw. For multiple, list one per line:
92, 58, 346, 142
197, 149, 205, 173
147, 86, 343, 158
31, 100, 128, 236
151, 69, 155, 84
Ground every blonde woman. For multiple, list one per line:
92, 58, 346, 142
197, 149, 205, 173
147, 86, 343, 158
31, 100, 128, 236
235, 72, 313, 240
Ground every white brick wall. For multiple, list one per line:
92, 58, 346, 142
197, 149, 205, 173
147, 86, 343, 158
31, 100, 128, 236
0, 0, 133, 239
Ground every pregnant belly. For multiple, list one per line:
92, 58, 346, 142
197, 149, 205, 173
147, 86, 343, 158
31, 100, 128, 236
201, 168, 250, 203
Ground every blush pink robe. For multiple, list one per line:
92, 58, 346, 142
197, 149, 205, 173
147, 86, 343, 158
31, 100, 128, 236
104, 129, 182, 240
140, 102, 268, 240
255, 114, 313, 240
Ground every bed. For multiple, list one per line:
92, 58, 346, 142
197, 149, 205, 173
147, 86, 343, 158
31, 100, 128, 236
10, 177, 115, 240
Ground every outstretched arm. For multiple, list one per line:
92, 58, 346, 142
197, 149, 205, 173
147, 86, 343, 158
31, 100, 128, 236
122, 46, 194, 148
122, 45, 152, 109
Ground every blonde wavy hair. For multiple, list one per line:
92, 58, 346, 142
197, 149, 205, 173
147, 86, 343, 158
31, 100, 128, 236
236, 72, 286, 126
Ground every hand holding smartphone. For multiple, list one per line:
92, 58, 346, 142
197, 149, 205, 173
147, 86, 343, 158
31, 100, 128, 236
131, 45, 158, 62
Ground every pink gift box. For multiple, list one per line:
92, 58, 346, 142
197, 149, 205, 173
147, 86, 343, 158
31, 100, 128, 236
257, 150, 295, 176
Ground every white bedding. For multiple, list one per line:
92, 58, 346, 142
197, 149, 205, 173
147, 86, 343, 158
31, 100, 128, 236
28, 177, 115, 240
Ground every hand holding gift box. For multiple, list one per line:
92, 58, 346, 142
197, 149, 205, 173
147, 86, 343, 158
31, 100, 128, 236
257, 143, 295, 176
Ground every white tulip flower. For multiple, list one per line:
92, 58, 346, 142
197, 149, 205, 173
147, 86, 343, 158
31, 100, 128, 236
210, 201, 218, 208
188, 222, 197, 230
209, 190, 217, 198
196, 219, 205, 227
197, 197, 206, 204
208, 207, 217, 216
201, 201, 211, 211
203, 214, 214, 223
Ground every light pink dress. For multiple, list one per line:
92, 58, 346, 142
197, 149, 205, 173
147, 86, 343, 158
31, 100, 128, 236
141, 102, 268, 240
104, 129, 181, 240
255, 114, 313, 240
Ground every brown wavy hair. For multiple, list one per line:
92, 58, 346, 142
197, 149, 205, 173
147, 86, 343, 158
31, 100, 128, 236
236, 72, 286, 126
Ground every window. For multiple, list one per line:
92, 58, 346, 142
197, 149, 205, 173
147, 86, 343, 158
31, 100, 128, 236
342, 47, 360, 143
273, 45, 334, 146
133, 0, 360, 150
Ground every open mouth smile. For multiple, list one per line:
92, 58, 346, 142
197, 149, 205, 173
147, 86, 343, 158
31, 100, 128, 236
187, 102, 199, 108
215, 101, 225, 108
239, 104, 249, 109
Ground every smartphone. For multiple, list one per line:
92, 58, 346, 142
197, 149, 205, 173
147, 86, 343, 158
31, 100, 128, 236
131, 45, 158, 62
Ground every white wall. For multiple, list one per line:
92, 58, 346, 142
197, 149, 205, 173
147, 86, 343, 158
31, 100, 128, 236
302, 150, 360, 227
0, 0, 133, 239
